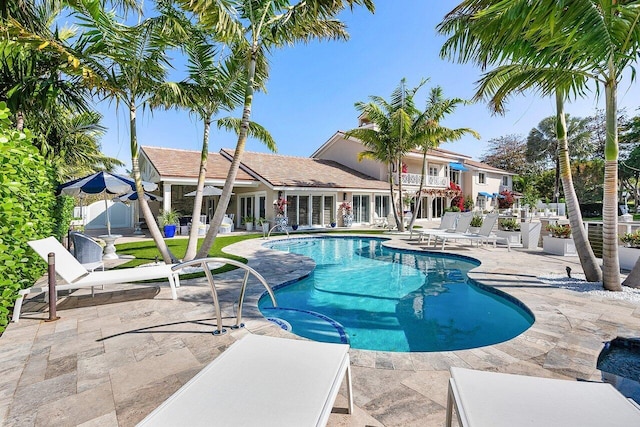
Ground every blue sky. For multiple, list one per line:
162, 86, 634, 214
96, 1, 640, 172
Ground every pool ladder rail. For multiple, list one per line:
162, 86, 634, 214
172, 258, 278, 335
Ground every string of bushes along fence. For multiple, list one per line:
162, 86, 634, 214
0, 103, 63, 334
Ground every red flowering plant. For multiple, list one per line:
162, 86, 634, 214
497, 190, 515, 209
339, 202, 352, 215
274, 197, 287, 215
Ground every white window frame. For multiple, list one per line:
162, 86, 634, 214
478, 172, 486, 184
502, 176, 509, 186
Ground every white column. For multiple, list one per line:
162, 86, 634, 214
163, 183, 172, 212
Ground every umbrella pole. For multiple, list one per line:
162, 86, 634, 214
104, 195, 111, 235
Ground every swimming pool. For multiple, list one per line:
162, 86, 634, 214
259, 237, 534, 352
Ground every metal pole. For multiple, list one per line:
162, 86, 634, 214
46, 252, 60, 322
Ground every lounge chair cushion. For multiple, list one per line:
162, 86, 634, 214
446, 367, 640, 427
138, 334, 352, 427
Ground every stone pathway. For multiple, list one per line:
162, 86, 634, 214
1, 234, 639, 426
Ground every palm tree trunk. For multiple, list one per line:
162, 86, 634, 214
408, 150, 428, 231
184, 117, 211, 261
602, 78, 622, 291
196, 49, 257, 258
16, 110, 24, 131
555, 93, 602, 282
129, 102, 174, 263
388, 162, 399, 227
397, 159, 405, 232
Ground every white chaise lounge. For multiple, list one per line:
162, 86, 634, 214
138, 334, 353, 427
12, 237, 181, 322
446, 367, 640, 427
434, 212, 509, 250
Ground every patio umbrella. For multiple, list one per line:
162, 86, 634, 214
184, 186, 223, 197
115, 191, 163, 202
57, 172, 158, 235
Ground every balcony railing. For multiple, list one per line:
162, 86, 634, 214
390, 173, 449, 188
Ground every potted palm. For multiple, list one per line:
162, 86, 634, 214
158, 209, 180, 238
257, 217, 269, 233
243, 215, 255, 231
469, 215, 483, 233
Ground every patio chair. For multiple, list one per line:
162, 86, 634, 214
12, 237, 181, 322
411, 211, 457, 240
69, 231, 104, 272
219, 216, 234, 233
372, 212, 388, 228
434, 212, 508, 251
138, 334, 352, 427
419, 211, 472, 245
446, 367, 640, 427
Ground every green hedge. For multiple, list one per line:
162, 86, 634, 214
0, 103, 56, 333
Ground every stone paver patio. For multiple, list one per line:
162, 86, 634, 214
1, 233, 639, 426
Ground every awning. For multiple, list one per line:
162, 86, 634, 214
478, 192, 494, 198
449, 162, 468, 172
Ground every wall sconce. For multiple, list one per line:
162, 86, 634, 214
343, 192, 347, 201
278, 191, 282, 198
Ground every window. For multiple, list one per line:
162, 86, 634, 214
502, 176, 509, 186
477, 196, 486, 211
374, 195, 390, 217
352, 195, 370, 223
478, 172, 486, 184
429, 166, 438, 176
449, 170, 460, 184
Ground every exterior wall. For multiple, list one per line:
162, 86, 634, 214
319, 136, 385, 180
467, 170, 506, 211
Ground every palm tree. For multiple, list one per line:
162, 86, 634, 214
408, 86, 479, 231
527, 115, 593, 205
346, 78, 422, 232
182, 0, 376, 258
151, 28, 275, 260
437, 1, 640, 288
73, 3, 190, 263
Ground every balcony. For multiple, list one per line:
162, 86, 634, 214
390, 173, 449, 188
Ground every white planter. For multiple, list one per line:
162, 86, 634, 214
468, 226, 480, 234
619, 245, 640, 270
521, 222, 542, 249
497, 230, 522, 246
261, 223, 270, 233
543, 236, 577, 256
245, 222, 254, 231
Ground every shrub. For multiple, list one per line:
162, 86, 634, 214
547, 223, 571, 238
464, 195, 475, 211
0, 102, 56, 333
470, 215, 483, 228
498, 190, 515, 209
620, 230, 640, 248
499, 218, 520, 231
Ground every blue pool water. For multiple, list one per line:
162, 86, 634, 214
259, 237, 534, 352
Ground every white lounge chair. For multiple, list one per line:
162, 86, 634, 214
420, 211, 472, 245
412, 211, 458, 240
434, 212, 508, 250
138, 334, 353, 427
446, 367, 640, 427
372, 212, 388, 228
12, 237, 181, 322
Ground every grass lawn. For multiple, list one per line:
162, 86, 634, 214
114, 229, 387, 279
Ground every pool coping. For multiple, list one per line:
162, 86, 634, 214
229, 233, 640, 381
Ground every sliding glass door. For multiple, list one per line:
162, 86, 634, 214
352, 195, 370, 223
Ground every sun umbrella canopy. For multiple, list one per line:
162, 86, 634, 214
57, 172, 158, 235
116, 191, 163, 202
57, 171, 157, 196
185, 186, 223, 197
